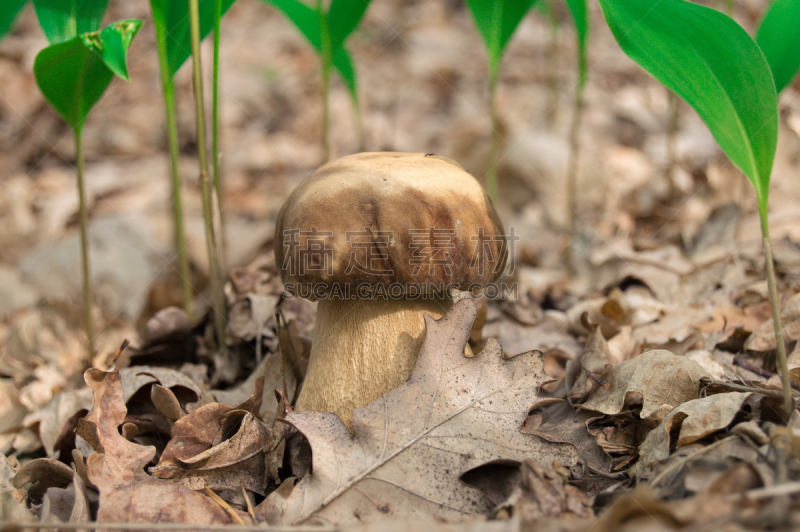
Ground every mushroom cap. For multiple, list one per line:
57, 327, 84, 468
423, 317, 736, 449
275, 152, 507, 299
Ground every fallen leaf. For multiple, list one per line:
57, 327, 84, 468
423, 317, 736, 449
745, 292, 800, 353
83, 367, 232, 525
505, 461, 593, 521
153, 411, 268, 496
154, 377, 265, 469
38, 466, 89, 525
522, 399, 612, 474
12, 458, 74, 501
632, 392, 755, 476
579, 350, 707, 420
258, 299, 577, 525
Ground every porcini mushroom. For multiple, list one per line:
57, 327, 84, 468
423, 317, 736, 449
275, 152, 506, 429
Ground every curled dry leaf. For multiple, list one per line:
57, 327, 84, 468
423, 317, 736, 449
118, 365, 203, 406
152, 378, 268, 495
745, 292, 800, 353
258, 300, 577, 526
13, 458, 74, 500
579, 350, 707, 421
153, 411, 268, 496
154, 377, 264, 468
22, 387, 93, 458
82, 367, 232, 526
522, 399, 612, 474
568, 316, 614, 398
38, 466, 90, 525
632, 392, 755, 477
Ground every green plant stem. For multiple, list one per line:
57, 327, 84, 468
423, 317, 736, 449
485, 69, 500, 204
352, 93, 364, 152
75, 128, 95, 356
318, 0, 332, 163
761, 211, 793, 419
189, 0, 227, 355
212, 0, 222, 198
154, 16, 194, 319
565, 78, 585, 273
212, 0, 226, 270
725, 0, 733, 17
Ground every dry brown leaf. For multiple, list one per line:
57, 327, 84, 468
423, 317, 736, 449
153, 377, 264, 469
257, 299, 577, 526
745, 292, 800, 353
522, 399, 612, 474
38, 466, 89, 525
152, 411, 268, 496
150, 384, 185, 426
13, 458, 74, 501
118, 365, 203, 406
632, 392, 755, 477
22, 387, 93, 459
506, 461, 593, 521
82, 367, 232, 526
568, 317, 614, 398
579, 350, 707, 420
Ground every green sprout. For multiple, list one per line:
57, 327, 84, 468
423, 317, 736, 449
563, 0, 588, 272
261, 0, 370, 162
756, 0, 800, 95
188, 0, 228, 358
0, 0, 27, 40
599, 0, 795, 418
149, 0, 236, 318
465, 0, 538, 203
31, 0, 143, 356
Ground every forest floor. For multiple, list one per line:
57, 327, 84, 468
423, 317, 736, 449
4, 0, 800, 530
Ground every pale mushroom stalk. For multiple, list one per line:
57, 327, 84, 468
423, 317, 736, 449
296, 296, 453, 429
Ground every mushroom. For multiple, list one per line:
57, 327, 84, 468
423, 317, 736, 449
274, 152, 507, 429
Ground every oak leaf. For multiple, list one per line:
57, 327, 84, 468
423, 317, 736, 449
83, 367, 232, 526
258, 299, 577, 526
580, 350, 707, 420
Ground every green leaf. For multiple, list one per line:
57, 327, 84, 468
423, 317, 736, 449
564, 0, 588, 84
149, 0, 237, 76
32, 0, 108, 44
327, 0, 370, 49
33, 20, 143, 130
332, 45, 356, 99
262, 0, 321, 50
0, 0, 27, 41
598, 0, 778, 211
81, 19, 143, 81
465, 0, 537, 78
260, 0, 359, 98
756, 0, 800, 94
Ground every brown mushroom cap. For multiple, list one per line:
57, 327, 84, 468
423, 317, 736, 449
275, 152, 507, 298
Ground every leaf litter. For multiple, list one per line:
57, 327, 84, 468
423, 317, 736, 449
5, 2, 800, 531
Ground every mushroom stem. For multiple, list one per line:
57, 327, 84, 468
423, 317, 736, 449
296, 295, 454, 429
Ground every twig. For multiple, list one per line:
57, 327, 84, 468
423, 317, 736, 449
240, 481, 256, 522
0, 523, 333, 531
734, 356, 800, 392
701, 380, 800, 399
745, 482, 800, 501
203, 486, 245, 525
650, 435, 738, 488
